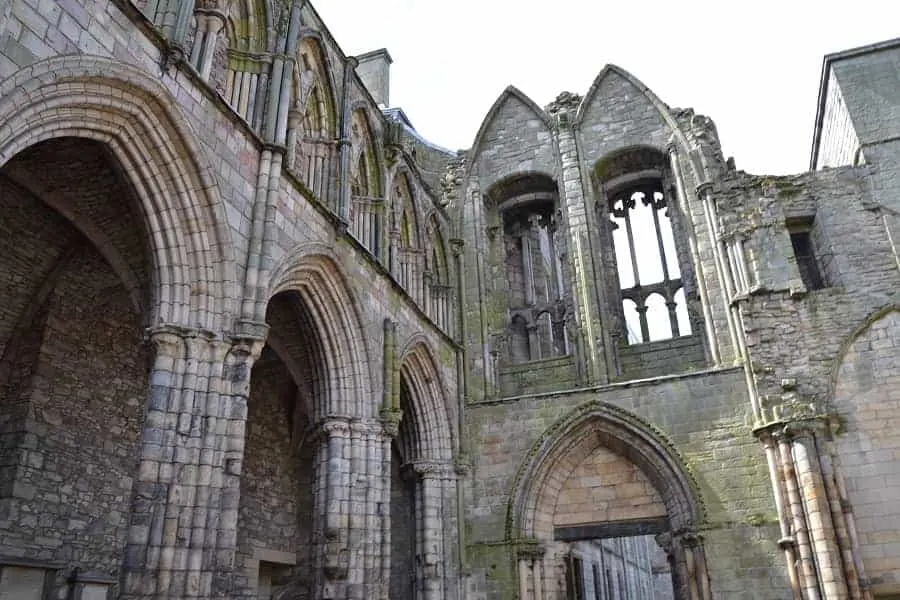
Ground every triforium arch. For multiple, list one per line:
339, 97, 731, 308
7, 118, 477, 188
391, 337, 456, 600
508, 401, 711, 600
289, 32, 339, 202
390, 169, 425, 300
349, 106, 386, 257
222, 0, 274, 123
0, 55, 236, 334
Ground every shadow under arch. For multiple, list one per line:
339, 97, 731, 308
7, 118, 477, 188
507, 401, 711, 599
267, 246, 373, 419
397, 335, 456, 463
0, 55, 237, 334
507, 400, 707, 540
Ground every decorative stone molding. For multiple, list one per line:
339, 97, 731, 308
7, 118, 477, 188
545, 91, 582, 116
439, 155, 466, 207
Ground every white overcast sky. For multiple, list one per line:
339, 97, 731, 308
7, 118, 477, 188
314, 0, 895, 175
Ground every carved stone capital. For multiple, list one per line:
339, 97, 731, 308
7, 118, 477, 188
380, 408, 403, 438
319, 417, 352, 439
545, 91, 582, 116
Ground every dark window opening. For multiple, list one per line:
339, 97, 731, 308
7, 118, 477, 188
789, 225, 825, 291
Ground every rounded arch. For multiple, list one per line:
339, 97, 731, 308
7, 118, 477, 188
827, 304, 900, 401
397, 336, 455, 462
593, 144, 669, 188
507, 400, 705, 540
0, 56, 237, 334
267, 246, 373, 418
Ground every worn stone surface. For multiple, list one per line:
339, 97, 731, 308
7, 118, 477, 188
1, 2, 899, 599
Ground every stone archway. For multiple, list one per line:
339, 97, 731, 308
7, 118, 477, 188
0, 137, 155, 598
509, 402, 711, 600
390, 340, 457, 600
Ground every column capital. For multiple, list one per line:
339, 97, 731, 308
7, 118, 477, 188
379, 408, 403, 438
513, 538, 545, 560
317, 416, 352, 439
403, 460, 456, 480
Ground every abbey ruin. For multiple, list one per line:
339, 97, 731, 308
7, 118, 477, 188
1, 1, 899, 598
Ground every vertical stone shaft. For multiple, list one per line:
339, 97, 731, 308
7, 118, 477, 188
667, 145, 719, 363
554, 113, 607, 383
778, 435, 821, 599
815, 436, 862, 599
792, 431, 848, 599
762, 434, 803, 598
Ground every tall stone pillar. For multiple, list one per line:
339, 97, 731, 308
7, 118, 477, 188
122, 326, 264, 599
318, 417, 351, 599
546, 92, 610, 384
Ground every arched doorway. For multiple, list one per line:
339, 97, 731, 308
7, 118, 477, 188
509, 403, 711, 600
0, 137, 153, 597
234, 291, 325, 599
390, 342, 456, 600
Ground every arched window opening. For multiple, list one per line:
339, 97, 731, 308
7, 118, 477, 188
597, 148, 692, 347
489, 173, 570, 366
292, 38, 337, 205
349, 110, 384, 259
390, 174, 423, 303
674, 288, 692, 337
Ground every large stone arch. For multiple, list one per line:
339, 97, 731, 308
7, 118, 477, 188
508, 401, 710, 600
829, 305, 900, 592
0, 55, 237, 334
267, 246, 372, 419
509, 401, 704, 539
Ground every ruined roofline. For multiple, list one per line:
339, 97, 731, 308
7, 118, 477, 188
809, 36, 900, 171
356, 47, 393, 65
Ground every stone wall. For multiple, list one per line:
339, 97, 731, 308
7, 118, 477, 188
831, 311, 900, 591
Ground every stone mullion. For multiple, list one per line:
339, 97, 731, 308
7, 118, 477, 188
791, 428, 849, 599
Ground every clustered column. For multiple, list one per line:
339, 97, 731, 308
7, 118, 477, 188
655, 529, 712, 600
755, 399, 870, 600
122, 326, 264, 599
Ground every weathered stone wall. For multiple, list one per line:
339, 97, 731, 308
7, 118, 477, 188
465, 368, 788, 599
234, 351, 316, 599
1, 244, 147, 596
832, 310, 900, 592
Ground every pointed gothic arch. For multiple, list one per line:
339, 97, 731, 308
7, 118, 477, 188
469, 85, 553, 165
267, 247, 373, 419
397, 337, 455, 462
0, 55, 237, 334
508, 401, 710, 599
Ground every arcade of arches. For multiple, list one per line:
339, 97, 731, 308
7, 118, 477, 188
3, 4, 900, 600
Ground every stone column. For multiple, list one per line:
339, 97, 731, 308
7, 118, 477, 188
790, 426, 848, 599
656, 529, 712, 600
546, 94, 609, 384
189, 3, 227, 81
319, 418, 351, 599
406, 461, 456, 600
121, 326, 263, 599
